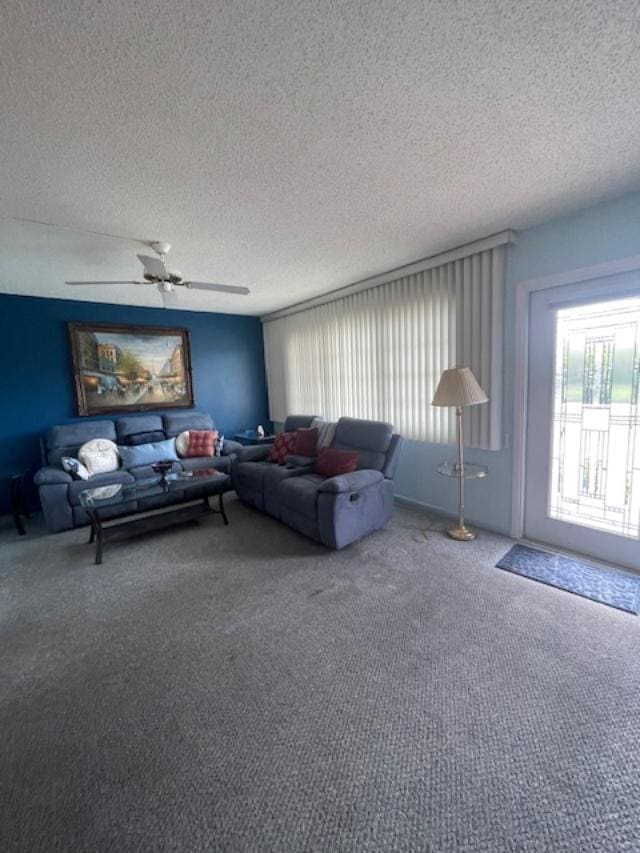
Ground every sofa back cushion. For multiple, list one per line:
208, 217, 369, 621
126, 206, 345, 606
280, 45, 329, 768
116, 414, 165, 446
126, 431, 166, 446
331, 417, 393, 471
283, 415, 317, 432
46, 420, 117, 467
118, 438, 179, 469
314, 447, 359, 477
163, 411, 214, 438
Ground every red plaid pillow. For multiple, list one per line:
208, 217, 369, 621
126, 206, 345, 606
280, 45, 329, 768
185, 429, 218, 458
267, 431, 296, 463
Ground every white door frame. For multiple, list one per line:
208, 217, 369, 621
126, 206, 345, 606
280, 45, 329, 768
511, 253, 640, 539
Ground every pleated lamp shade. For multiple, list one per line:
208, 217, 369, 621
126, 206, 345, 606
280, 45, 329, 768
432, 367, 488, 407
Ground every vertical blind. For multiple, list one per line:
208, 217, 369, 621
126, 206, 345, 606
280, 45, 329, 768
263, 242, 507, 450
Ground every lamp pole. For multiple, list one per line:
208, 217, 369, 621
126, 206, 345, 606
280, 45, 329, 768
449, 404, 475, 540
457, 405, 464, 528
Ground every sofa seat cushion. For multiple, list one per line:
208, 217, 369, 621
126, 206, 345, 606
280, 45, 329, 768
233, 460, 272, 510
68, 470, 135, 506
179, 456, 230, 474
262, 463, 312, 517
234, 460, 270, 491
278, 474, 326, 519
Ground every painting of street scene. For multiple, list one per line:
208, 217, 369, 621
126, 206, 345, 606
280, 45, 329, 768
69, 323, 194, 415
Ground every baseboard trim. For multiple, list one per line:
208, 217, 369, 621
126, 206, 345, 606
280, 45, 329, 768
394, 494, 456, 518
393, 494, 508, 537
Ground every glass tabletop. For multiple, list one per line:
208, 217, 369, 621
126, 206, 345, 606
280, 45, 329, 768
79, 468, 229, 509
437, 462, 488, 480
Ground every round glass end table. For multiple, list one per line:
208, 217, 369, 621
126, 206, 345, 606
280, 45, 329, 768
437, 461, 488, 540
437, 462, 488, 480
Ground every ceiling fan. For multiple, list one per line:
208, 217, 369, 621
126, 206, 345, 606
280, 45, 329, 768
66, 242, 250, 304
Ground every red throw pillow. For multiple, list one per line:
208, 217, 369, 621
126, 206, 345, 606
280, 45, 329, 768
314, 447, 359, 477
267, 431, 297, 463
185, 429, 218, 458
293, 427, 319, 457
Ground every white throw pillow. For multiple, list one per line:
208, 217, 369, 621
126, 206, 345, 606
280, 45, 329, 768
78, 438, 120, 476
311, 417, 336, 448
175, 430, 190, 458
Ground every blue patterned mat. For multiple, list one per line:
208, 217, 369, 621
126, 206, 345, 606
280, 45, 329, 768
496, 544, 640, 614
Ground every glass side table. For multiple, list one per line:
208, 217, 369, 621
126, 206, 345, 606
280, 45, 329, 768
233, 431, 276, 446
437, 462, 488, 540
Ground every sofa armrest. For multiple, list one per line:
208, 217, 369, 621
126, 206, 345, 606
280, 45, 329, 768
318, 469, 384, 494
34, 466, 72, 485
234, 444, 272, 462
221, 439, 243, 456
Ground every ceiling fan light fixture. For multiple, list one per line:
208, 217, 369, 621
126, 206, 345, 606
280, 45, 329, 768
150, 241, 171, 256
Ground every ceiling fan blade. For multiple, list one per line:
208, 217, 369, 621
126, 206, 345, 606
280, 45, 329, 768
137, 254, 168, 279
161, 287, 179, 308
66, 280, 144, 285
184, 281, 250, 295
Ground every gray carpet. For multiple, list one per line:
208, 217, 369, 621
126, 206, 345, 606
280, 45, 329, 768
1, 497, 639, 852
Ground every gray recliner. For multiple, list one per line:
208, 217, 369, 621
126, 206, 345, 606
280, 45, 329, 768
233, 416, 403, 549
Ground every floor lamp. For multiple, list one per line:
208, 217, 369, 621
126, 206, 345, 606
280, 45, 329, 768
432, 367, 488, 541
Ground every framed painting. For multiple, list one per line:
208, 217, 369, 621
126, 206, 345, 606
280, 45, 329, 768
69, 322, 195, 416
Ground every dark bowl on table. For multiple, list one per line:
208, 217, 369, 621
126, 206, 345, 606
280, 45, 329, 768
151, 460, 174, 482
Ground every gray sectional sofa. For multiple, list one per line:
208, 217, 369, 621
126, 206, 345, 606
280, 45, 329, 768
35, 411, 241, 532
233, 415, 403, 549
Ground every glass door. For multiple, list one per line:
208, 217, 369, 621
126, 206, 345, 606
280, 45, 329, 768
524, 274, 640, 571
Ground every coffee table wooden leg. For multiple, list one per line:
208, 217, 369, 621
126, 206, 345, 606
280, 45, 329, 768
219, 491, 229, 525
86, 508, 104, 564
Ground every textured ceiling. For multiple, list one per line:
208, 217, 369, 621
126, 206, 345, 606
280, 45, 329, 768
2, 0, 640, 316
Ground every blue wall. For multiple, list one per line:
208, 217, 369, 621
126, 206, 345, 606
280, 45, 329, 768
394, 191, 640, 534
0, 294, 269, 510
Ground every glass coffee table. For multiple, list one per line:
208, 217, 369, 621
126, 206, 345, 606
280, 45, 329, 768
79, 469, 230, 564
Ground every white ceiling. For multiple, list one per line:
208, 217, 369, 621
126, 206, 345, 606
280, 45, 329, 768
2, 0, 640, 316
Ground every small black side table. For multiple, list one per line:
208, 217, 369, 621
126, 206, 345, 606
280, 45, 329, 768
233, 431, 276, 447
1, 469, 30, 535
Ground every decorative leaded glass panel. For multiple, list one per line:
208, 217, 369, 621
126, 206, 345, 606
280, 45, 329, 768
549, 297, 640, 538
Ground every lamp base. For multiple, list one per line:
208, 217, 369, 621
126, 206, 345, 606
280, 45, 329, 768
447, 525, 476, 541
